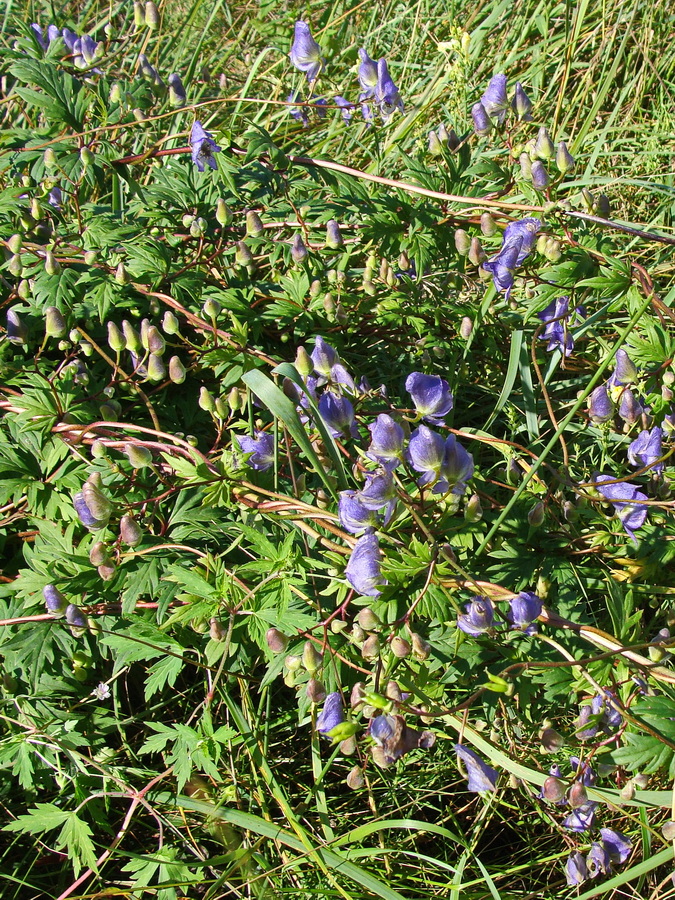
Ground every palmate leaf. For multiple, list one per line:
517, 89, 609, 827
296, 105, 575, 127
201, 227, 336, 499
10, 60, 87, 131
614, 696, 675, 775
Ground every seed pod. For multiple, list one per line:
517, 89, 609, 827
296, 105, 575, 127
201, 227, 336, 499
361, 634, 380, 660
266, 627, 289, 653
215, 198, 232, 226
146, 352, 166, 382
45, 250, 60, 276
145, 1, 160, 30
302, 640, 323, 673
306, 677, 326, 703
168, 356, 186, 384
245, 211, 264, 237
454, 229, 470, 255
411, 632, 431, 660
356, 608, 381, 631
390, 636, 411, 658
120, 513, 142, 546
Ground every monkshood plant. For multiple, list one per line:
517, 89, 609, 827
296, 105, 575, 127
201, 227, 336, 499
1, 5, 675, 899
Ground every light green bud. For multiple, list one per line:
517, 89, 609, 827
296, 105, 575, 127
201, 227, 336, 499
80, 147, 95, 168
203, 298, 221, 319
302, 640, 323, 673
235, 241, 253, 267
145, 1, 160, 30
115, 262, 128, 284
190, 217, 206, 238
245, 211, 264, 237
8, 255, 22, 277
146, 325, 165, 354
215, 198, 232, 226
45, 250, 60, 276
534, 126, 555, 160
44, 148, 58, 170
125, 442, 153, 468
146, 352, 166, 382
168, 356, 186, 384
454, 229, 470, 255
107, 321, 126, 352
480, 212, 497, 236
110, 82, 123, 104
8, 234, 22, 254
133, 1, 144, 28
45, 306, 66, 338
295, 346, 313, 377
122, 320, 141, 353
356, 608, 381, 631
228, 386, 241, 411
84, 250, 97, 265
162, 310, 180, 334
555, 141, 575, 174
464, 493, 483, 522
199, 386, 216, 412
528, 501, 545, 527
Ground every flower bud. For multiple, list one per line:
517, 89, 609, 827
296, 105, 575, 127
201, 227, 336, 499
541, 775, 566, 803
471, 102, 491, 136
133, 1, 144, 28
162, 311, 180, 335
124, 442, 153, 469
454, 229, 470, 255
115, 262, 128, 284
246, 211, 264, 237
464, 492, 483, 522
531, 160, 549, 190
512, 82, 533, 120
8, 254, 22, 277
235, 241, 253, 267
227, 386, 241, 412
146, 352, 166, 382
306, 677, 326, 703
168, 356, 186, 384
89, 541, 110, 566
107, 321, 126, 352
110, 82, 123, 104
43, 305, 66, 338
596, 194, 611, 218
325, 219, 343, 249
346, 765, 364, 789
555, 141, 575, 174
44, 148, 58, 169
122, 320, 142, 353
120, 513, 142, 546
356, 608, 381, 631
190, 217, 206, 238
146, 325, 165, 355
199, 386, 216, 412
534, 126, 555, 159
8, 234, 22, 254
285, 654, 302, 671
45, 250, 60, 276
620, 780, 636, 801
390, 636, 411, 658
361, 634, 381, 660
528, 501, 545, 526
203, 298, 221, 319
80, 147, 95, 168
145, 1, 160, 30
468, 236, 485, 266
459, 316, 473, 340
302, 640, 323, 673
428, 130, 444, 156
215, 198, 232, 226
74, 473, 112, 530
65, 603, 87, 633
44, 585, 68, 617
266, 627, 289, 653
84, 250, 97, 265
215, 398, 228, 419
519, 152, 532, 181
168, 73, 186, 108
663, 822, 675, 842
568, 782, 588, 808
291, 233, 308, 263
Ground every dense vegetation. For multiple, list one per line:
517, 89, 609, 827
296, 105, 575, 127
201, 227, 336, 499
2, 1, 675, 898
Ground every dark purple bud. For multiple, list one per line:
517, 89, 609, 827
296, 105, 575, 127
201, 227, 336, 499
511, 82, 533, 120
65, 603, 87, 629
531, 160, 549, 190
471, 102, 491, 136
325, 220, 343, 248
455, 744, 498, 792
289, 21, 323, 82
457, 596, 494, 636
627, 427, 663, 474
6, 309, 27, 344
575, 703, 600, 740
617, 388, 644, 425
31, 23, 48, 49
507, 591, 542, 632
190, 121, 221, 172
316, 692, 345, 734
569, 755, 596, 786
593, 473, 648, 541
588, 384, 613, 423
599, 828, 632, 863
405, 372, 453, 422
345, 532, 386, 597
317, 392, 357, 438
481, 74, 508, 123
43, 585, 68, 617
168, 73, 186, 107
565, 851, 589, 886
237, 431, 275, 471
610, 348, 638, 386
291, 233, 308, 263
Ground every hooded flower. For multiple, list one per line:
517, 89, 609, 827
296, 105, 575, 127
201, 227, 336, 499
537, 296, 582, 356
482, 217, 541, 298
289, 22, 323, 82
73, 473, 112, 530
317, 392, 358, 438
588, 384, 613, 423
457, 596, 494, 636
563, 800, 598, 832
480, 74, 508, 123
627, 427, 663, 474
338, 491, 379, 534
609, 349, 638, 388
617, 388, 644, 425
358, 471, 396, 511
599, 828, 632, 864
593, 474, 648, 542
43, 585, 68, 616
471, 102, 491, 136
455, 744, 498, 792
311, 336, 339, 376
316, 692, 345, 734
236, 431, 275, 471
357, 48, 378, 98
405, 372, 453, 422
345, 532, 386, 597
190, 121, 221, 172
507, 591, 542, 632
370, 714, 435, 767
375, 58, 404, 118
586, 842, 611, 878
367, 414, 405, 469
407, 426, 473, 495
565, 851, 589, 886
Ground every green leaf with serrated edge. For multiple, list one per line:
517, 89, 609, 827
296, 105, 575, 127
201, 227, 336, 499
241, 368, 340, 499
144, 653, 184, 700
4, 802, 70, 833
57, 813, 99, 876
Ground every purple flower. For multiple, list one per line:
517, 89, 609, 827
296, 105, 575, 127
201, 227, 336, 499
62, 28, 78, 52
317, 392, 358, 438
370, 714, 435, 766
441, 435, 474, 496
617, 388, 644, 425
455, 744, 498, 792
190, 121, 221, 172
537, 296, 583, 356
507, 591, 542, 632
575, 702, 601, 740
237, 431, 274, 471
586, 842, 611, 878
358, 471, 396, 511
609, 349, 638, 387
569, 756, 596, 786
563, 800, 598, 832
31, 24, 48, 50
471, 102, 492, 136
334, 95, 354, 122
375, 58, 404, 117
43, 585, 68, 616
405, 372, 453, 422
311, 336, 339, 376
73, 475, 112, 530
588, 384, 613, 423
482, 240, 521, 297
48, 186, 63, 209
367, 414, 405, 469
480, 74, 508, 123
357, 48, 378, 98
287, 91, 309, 125
628, 427, 663, 474
457, 596, 494, 636
503, 217, 542, 262
599, 828, 632, 864
565, 851, 589, 886
79, 34, 98, 65
289, 22, 323, 82
407, 426, 473, 495
511, 82, 533, 120
316, 692, 345, 734
345, 533, 386, 597
593, 473, 648, 542
6, 309, 27, 344
338, 491, 378, 534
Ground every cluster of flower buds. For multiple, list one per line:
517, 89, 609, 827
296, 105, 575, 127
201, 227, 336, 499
43, 586, 88, 635
30, 22, 102, 70
107, 316, 183, 385
471, 73, 533, 135
518, 127, 575, 190
428, 123, 461, 156
287, 23, 403, 125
